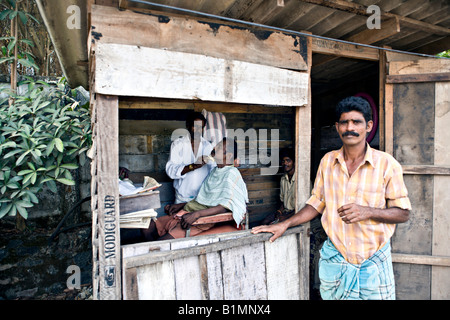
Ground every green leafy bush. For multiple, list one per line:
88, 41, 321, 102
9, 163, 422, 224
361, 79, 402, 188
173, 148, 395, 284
0, 77, 91, 220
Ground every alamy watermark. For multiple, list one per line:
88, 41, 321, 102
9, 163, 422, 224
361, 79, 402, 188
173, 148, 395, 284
366, 5, 381, 30
172, 123, 280, 176
66, 5, 81, 30
66, 265, 81, 290
66, 3, 382, 31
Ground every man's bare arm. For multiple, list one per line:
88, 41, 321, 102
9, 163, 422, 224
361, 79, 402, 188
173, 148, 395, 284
180, 205, 228, 229
251, 204, 319, 242
337, 204, 409, 224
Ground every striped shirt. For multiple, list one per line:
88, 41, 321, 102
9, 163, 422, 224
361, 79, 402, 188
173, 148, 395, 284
306, 144, 411, 264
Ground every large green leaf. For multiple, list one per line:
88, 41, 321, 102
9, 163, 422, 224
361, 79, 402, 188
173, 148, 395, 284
54, 138, 64, 152
56, 177, 75, 186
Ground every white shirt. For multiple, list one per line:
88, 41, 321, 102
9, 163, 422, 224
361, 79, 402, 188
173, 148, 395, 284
165, 134, 215, 203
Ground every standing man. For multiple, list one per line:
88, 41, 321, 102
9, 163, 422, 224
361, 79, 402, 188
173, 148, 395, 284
166, 112, 215, 206
252, 96, 411, 300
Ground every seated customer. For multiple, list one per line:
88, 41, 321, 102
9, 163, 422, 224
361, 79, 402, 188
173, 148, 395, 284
142, 138, 248, 240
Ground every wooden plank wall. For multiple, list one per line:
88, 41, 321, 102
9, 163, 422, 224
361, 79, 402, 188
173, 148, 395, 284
89, 4, 311, 300
118, 99, 295, 223
121, 226, 307, 300
386, 57, 450, 300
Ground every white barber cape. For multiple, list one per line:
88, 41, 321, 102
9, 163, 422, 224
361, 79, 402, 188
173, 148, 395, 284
166, 134, 215, 203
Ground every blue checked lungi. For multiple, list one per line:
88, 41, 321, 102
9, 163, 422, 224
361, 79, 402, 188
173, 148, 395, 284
319, 239, 396, 300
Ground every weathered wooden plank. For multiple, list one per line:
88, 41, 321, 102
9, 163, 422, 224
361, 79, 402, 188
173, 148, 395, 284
121, 241, 171, 300
402, 165, 450, 175
198, 254, 210, 300
95, 94, 121, 300
313, 18, 400, 67
95, 43, 309, 106
171, 239, 204, 300
393, 82, 435, 165
90, 4, 308, 71
129, 236, 222, 299
265, 233, 300, 299
136, 260, 176, 300
379, 48, 387, 151
389, 58, 450, 75
297, 228, 310, 300
386, 73, 450, 83
432, 81, 450, 300
311, 37, 379, 61
295, 36, 311, 300
392, 253, 450, 267
384, 83, 394, 155
433, 81, 450, 164
205, 252, 224, 299
124, 268, 138, 300
301, 0, 450, 36
221, 241, 268, 300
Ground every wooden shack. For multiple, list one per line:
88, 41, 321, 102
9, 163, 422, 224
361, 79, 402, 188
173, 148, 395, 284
36, 0, 450, 300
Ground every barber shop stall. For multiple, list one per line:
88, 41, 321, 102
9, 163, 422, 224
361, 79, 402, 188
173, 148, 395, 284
37, 0, 450, 300
87, 3, 311, 300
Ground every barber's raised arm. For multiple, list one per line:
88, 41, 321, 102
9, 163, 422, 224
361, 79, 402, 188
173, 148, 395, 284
251, 204, 319, 242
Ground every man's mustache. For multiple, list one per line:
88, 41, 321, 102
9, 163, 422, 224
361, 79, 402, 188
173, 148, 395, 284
342, 131, 360, 137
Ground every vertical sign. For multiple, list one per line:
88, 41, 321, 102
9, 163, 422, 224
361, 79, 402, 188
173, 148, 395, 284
95, 94, 121, 300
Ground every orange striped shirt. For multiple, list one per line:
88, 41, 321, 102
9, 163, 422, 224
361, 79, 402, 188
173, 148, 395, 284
306, 144, 411, 264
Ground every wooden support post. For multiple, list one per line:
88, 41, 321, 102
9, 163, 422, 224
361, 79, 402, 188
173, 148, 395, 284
378, 48, 387, 151
92, 94, 121, 300
294, 34, 312, 300
384, 83, 394, 156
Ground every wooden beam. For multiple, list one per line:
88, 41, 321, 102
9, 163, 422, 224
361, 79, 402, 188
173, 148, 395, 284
313, 18, 400, 67
414, 36, 450, 56
386, 73, 450, 83
392, 253, 450, 267
432, 81, 450, 299
347, 17, 401, 44
300, 0, 450, 36
90, 4, 308, 71
402, 165, 450, 175
389, 58, 450, 75
311, 37, 379, 60
295, 33, 312, 301
118, 98, 294, 114
94, 43, 309, 106
384, 83, 394, 156
378, 48, 387, 151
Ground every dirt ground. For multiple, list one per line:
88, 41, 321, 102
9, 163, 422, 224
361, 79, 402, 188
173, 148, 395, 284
0, 218, 93, 300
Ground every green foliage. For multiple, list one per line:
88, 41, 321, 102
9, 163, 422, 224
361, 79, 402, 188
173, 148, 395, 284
437, 50, 450, 58
0, 0, 40, 72
0, 77, 92, 220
